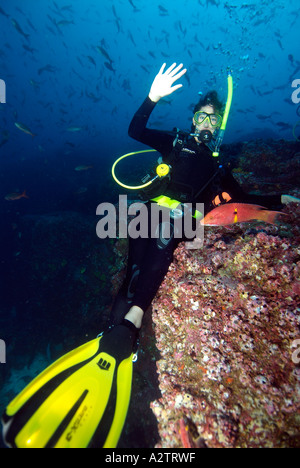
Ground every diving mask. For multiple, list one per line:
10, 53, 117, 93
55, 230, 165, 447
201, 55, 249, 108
193, 111, 222, 127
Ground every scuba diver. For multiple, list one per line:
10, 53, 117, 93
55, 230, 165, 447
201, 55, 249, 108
109, 62, 299, 332
3, 63, 299, 449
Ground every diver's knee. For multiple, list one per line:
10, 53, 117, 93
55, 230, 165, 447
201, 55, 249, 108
124, 305, 144, 329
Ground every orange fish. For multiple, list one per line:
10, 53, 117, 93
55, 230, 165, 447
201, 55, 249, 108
178, 418, 192, 449
201, 203, 287, 226
5, 190, 29, 201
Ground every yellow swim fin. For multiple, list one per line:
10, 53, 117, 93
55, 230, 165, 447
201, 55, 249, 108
2, 322, 138, 448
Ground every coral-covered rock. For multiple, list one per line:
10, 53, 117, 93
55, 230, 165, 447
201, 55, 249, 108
151, 203, 300, 448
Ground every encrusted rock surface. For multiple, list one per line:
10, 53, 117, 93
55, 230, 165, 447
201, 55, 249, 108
151, 203, 300, 448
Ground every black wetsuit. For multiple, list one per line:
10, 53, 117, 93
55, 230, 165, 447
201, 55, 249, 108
110, 97, 282, 324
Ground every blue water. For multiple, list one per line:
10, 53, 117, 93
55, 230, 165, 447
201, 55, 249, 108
1, 0, 299, 212
0, 0, 300, 448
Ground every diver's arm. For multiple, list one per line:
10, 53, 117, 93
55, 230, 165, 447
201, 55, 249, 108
128, 96, 174, 154
220, 170, 283, 210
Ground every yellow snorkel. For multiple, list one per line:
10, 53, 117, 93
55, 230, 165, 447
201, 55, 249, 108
212, 69, 233, 158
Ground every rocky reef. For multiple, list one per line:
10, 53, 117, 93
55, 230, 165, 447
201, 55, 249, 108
151, 202, 300, 448
223, 139, 300, 196
112, 139, 300, 448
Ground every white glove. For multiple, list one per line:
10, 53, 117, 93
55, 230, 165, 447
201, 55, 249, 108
281, 194, 300, 204
149, 62, 187, 103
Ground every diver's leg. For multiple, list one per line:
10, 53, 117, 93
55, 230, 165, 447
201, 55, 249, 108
125, 219, 179, 327
110, 235, 150, 325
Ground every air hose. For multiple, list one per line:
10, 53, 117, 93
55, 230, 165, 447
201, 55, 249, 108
112, 149, 170, 190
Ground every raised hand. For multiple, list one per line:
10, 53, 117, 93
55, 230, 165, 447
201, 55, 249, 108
149, 62, 187, 103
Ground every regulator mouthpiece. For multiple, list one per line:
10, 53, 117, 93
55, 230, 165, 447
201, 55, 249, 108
199, 129, 212, 143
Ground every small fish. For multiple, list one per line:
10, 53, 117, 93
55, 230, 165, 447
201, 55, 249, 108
26, 18, 37, 32
23, 44, 37, 54
38, 64, 57, 75
0, 131, 9, 148
276, 121, 290, 129
66, 126, 83, 132
158, 5, 168, 14
30, 79, 41, 89
75, 186, 88, 194
128, 31, 136, 46
96, 46, 113, 63
256, 114, 271, 120
112, 5, 119, 20
87, 56, 96, 67
56, 20, 74, 27
201, 203, 287, 226
0, 6, 9, 18
11, 18, 30, 41
104, 61, 116, 73
178, 417, 207, 449
5, 190, 29, 201
15, 122, 36, 137
75, 165, 93, 171
277, 39, 284, 50
128, 0, 140, 11
61, 5, 74, 12
178, 418, 192, 449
